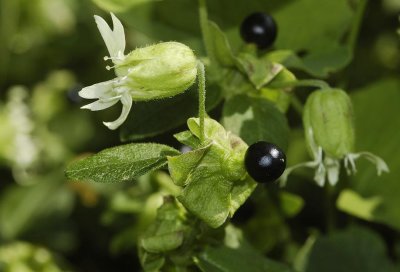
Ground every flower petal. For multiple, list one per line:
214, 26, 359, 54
94, 13, 126, 59
354, 152, 389, 175
111, 13, 125, 57
79, 80, 115, 99
325, 157, 340, 186
103, 92, 132, 130
81, 96, 120, 111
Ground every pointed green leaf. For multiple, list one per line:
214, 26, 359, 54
178, 174, 232, 228
65, 143, 179, 183
196, 244, 293, 272
208, 20, 236, 67
229, 176, 257, 216
173, 130, 201, 148
235, 53, 283, 89
167, 144, 211, 186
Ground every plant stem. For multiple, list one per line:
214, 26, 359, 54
290, 95, 304, 115
198, 0, 215, 61
197, 61, 206, 143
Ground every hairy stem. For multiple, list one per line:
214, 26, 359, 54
197, 61, 206, 143
290, 95, 304, 115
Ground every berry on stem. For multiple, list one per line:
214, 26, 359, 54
244, 141, 286, 183
240, 12, 277, 49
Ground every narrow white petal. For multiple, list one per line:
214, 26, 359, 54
325, 157, 340, 186
103, 92, 132, 130
79, 80, 115, 99
110, 13, 125, 56
356, 152, 390, 175
94, 14, 126, 58
314, 163, 326, 187
81, 96, 120, 111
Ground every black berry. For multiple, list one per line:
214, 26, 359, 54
244, 141, 286, 183
240, 12, 277, 49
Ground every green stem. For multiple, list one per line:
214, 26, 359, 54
198, 0, 215, 61
290, 95, 304, 115
272, 79, 331, 90
197, 61, 206, 143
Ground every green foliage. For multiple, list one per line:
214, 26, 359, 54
222, 94, 289, 150
196, 225, 293, 272
120, 83, 222, 141
168, 118, 256, 228
302, 226, 396, 272
343, 79, 400, 230
1, 0, 399, 271
0, 242, 66, 272
0, 175, 74, 241
65, 143, 179, 183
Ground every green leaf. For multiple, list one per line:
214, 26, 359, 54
178, 174, 232, 228
173, 130, 201, 148
208, 20, 235, 67
168, 144, 211, 186
65, 143, 179, 183
271, 0, 355, 77
303, 226, 396, 272
260, 68, 296, 113
139, 198, 187, 252
222, 94, 289, 151
229, 176, 257, 216
196, 241, 293, 272
169, 118, 256, 228
336, 189, 382, 221
343, 79, 400, 230
279, 191, 304, 218
235, 53, 283, 89
121, 0, 359, 76
120, 83, 222, 141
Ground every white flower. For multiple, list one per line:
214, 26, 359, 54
79, 13, 131, 130
79, 13, 198, 130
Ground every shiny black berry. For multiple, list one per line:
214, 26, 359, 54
244, 141, 286, 183
240, 12, 277, 49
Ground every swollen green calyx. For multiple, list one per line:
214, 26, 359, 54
304, 88, 355, 159
282, 88, 388, 187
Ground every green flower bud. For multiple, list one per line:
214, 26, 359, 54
116, 42, 198, 101
303, 88, 355, 159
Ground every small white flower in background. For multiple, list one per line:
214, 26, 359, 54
281, 88, 389, 187
79, 13, 198, 130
